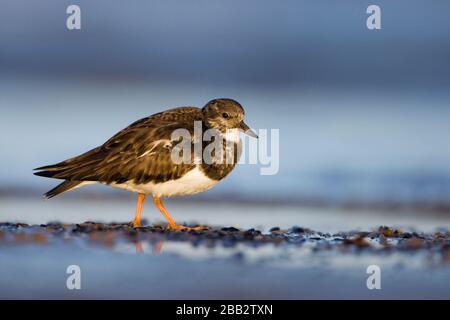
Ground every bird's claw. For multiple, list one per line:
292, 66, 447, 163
129, 220, 141, 228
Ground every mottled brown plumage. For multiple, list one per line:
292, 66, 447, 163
36, 107, 200, 186
35, 99, 255, 196
34, 98, 257, 230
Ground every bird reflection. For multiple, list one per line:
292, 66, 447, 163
134, 240, 165, 254
134, 241, 143, 253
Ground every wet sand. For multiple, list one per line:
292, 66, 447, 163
2, 196, 450, 299
1, 221, 450, 299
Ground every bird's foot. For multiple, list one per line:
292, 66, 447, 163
167, 224, 209, 232
129, 220, 141, 228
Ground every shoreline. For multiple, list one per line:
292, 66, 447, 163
1, 222, 450, 299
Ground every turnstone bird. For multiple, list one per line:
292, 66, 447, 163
34, 98, 257, 230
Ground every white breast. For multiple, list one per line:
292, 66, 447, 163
223, 129, 241, 144
108, 166, 219, 197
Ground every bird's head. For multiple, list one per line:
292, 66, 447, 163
202, 98, 258, 138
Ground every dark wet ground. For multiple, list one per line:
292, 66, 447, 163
2, 222, 450, 254
1, 222, 450, 299
0, 222, 450, 254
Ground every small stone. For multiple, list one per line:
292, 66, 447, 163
221, 227, 240, 232
344, 236, 371, 247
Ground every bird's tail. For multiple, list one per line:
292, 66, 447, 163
33, 160, 80, 179
33, 146, 104, 181
44, 180, 83, 199
34, 147, 104, 198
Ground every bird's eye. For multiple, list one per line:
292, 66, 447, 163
222, 113, 230, 119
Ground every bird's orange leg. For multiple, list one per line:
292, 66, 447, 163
132, 193, 146, 228
152, 196, 208, 231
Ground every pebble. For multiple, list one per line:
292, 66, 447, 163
0, 223, 448, 256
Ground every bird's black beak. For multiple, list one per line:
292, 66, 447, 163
238, 121, 258, 138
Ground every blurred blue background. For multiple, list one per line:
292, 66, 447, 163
1, 0, 450, 210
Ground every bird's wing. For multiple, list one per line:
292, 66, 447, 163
34, 107, 202, 183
